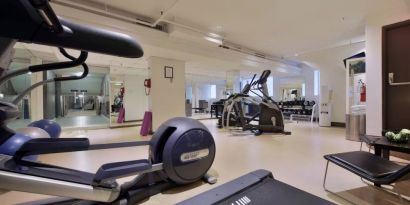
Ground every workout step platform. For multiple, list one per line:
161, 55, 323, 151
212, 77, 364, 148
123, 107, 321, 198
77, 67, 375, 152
177, 169, 334, 205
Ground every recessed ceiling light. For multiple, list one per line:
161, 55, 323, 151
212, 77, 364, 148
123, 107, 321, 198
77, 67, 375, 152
204, 36, 222, 44
208, 32, 221, 38
294, 53, 299, 57
73, 72, 83, 77
242, 60, 259, 67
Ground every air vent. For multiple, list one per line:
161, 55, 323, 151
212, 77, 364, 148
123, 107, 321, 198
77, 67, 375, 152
133, 21, 167, 32
254, 53, 266, 58
51, 1, 168, 33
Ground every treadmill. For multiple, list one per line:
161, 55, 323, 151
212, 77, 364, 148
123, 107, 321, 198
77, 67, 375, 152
177, 169, 335, 205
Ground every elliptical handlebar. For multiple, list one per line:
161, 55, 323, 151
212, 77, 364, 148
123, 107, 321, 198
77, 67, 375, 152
54, 48, 89, 82
0, 50, 88, 87
258, 70, 271, 85
11, 48, 89, 105
0, 0, 144, 58
248, 74, 257, 87
30, 0, 64, 34
28, 51, 88, 73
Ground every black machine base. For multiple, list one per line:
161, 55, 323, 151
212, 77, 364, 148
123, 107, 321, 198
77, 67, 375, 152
177, 169, 334, 205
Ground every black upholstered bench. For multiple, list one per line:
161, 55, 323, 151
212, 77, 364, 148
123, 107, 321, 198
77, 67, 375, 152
323, 151, 410, 202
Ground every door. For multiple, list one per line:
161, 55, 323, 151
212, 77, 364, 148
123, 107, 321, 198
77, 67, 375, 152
383, 19, 410, 131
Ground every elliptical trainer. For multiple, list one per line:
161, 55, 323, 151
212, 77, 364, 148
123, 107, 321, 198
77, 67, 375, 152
0, 1, 216, 204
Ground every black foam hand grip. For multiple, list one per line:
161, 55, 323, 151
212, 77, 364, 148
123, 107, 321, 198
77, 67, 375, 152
0, 0, 143, 58
14, 138, 90, 160
32, 17, 144, 58
258, 70, 271, 84
29, 51, 88, 73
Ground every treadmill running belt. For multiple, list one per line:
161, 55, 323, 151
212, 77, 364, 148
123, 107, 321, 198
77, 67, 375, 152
217, 178, 333, 205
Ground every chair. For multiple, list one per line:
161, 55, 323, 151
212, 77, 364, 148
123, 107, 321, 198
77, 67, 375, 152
198, 100, 209, 113
323, 151, 410, 203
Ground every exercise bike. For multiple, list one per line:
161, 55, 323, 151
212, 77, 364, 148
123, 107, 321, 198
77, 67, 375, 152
0, 0, 216, 204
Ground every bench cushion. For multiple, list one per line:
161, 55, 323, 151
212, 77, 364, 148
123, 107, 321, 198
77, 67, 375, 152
324, 151, 404, 178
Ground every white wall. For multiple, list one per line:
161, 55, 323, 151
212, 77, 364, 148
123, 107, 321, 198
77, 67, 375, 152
30, 57, 43, 121
365, 2, 410, 135
60, 75, 103, 95
189, 82, 225, 107
301, 67, 316, 101
273, 68, 316, 102
197, 84, 211, 101
148, 56, 185, 130
123, 75, 148, 121
299, 43, 365, 123
216, 84, 225, 99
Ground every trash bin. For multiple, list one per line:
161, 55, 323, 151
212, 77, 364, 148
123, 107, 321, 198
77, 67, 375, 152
345, 113, 366, 141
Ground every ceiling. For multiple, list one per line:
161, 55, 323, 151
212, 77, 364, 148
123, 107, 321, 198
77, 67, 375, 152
15, 0, 410, 83
55, 0, 399, 55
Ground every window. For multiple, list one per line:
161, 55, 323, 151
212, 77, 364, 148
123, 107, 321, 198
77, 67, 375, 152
302, 83, 306, 96
241, 76, 273, 96
314, 70, 320, 96
267, 77, 273, 96
186, 86, 192, 101
210, 85, 216, 99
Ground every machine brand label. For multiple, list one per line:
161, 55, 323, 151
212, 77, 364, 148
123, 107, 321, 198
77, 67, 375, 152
231, 196, 251, 205
180, 148, 209, 162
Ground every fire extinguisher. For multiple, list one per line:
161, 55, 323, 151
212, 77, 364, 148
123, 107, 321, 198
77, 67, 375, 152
144, 79, 151, 96
359, 80, 366, 102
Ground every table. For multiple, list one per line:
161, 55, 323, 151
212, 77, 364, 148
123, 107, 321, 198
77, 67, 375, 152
361, 135, 410, 187
360, 135, 410, 159
210, 104, 223, 118
192, 107, 206, 113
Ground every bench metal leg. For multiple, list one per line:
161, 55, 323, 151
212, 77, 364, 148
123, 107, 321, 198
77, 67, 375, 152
324, 161, 409, 205
323, 161, 356, 205
360, 178, 409, 204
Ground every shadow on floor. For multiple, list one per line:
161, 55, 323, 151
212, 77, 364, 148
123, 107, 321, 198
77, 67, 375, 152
327, 181, 410, 205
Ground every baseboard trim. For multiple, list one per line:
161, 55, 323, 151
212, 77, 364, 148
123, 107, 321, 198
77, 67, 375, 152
331, 122, 346, 127
110, 124, 142, 129
124, 119, 143, 123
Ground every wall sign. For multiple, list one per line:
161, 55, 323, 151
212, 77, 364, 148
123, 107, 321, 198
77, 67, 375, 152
164, 66, 173, 79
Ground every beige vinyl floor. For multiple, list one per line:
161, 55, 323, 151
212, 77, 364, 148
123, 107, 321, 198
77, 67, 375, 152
0, 119, 409, 205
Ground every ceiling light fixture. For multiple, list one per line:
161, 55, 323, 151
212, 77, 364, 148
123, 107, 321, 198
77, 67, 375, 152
204, 36, 222, 44
208, 32, 222, 38
277, 68, 288, 73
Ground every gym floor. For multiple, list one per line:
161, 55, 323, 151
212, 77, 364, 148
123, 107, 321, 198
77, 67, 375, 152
1, 120, 409, 205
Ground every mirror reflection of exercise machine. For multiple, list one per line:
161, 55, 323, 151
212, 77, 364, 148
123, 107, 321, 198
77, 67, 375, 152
282, 88, 301, 101
110, 81, 125, 125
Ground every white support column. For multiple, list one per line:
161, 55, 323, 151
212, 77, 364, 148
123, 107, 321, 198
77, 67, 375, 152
30, 57, 44, 121
192, 82, 198, 108
148, 56, 185, 131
